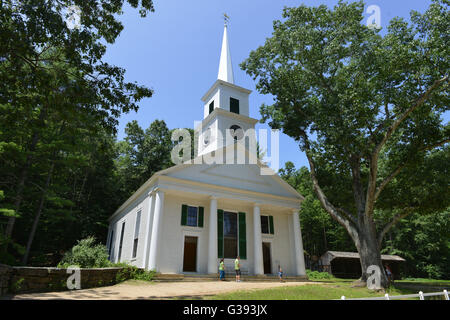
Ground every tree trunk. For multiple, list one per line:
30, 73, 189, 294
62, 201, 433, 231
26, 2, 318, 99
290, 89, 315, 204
21, 161, 55, 265
4, 105, 48, 239
355, 218, 388, 289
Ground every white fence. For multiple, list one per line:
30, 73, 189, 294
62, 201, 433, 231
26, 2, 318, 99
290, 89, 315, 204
340, 290, 449, 300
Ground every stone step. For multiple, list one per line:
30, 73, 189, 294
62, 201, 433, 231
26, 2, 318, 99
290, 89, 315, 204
153, 273, 308, 282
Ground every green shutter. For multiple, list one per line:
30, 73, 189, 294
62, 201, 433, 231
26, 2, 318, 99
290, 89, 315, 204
217, 209, 224, 258
198, 206, 204, 227
181, 204, 188, 226
269, 215, 274, 235
238, 212, 247, 259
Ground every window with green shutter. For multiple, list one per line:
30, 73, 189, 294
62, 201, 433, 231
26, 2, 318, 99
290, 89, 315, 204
181, 204, 204, 227
181, 204, 188, 226
238, 212, 247, 259
198, 206, 204, 227
269, 215, 274, 235
261, 215, 274, 235
217, 209, 224, 258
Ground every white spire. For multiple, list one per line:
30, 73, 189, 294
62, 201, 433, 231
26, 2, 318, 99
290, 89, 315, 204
217, 23, 234, 84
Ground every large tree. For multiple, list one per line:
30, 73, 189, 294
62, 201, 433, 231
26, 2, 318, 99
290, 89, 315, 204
241, 1, 449, 288
115, 120, 175, 198
0, 0, 154, 243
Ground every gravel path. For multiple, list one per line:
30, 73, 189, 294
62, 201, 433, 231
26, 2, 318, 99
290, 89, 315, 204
6, 280, 321, 300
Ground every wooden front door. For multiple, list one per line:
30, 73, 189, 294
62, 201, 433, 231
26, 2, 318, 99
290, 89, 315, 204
183, 236, 197, 272
262, 242, 271, 274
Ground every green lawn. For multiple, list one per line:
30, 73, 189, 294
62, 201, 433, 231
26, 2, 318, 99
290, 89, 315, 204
208, 282, 415, 300
397, 278, 450, 286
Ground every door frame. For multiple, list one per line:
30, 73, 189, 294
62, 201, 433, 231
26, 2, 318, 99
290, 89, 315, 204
262, 239, 273, 275
180, 231, 201, 273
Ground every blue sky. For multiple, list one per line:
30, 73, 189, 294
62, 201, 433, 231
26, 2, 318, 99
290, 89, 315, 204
104, 0, 433, 170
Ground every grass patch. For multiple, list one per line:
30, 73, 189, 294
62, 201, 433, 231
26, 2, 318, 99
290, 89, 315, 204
397, 278, 450, 286
305, 270, 335, 281
208, 282, 414, 300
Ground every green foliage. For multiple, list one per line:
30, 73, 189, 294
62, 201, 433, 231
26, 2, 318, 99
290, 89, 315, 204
279, 162, 355, 257
113, 263, 156, 283
0, 0, 154, 264
10, 277, 25, 293
115, 120, 175, 198
0, 190, 17, 218
306, 269, 335, 280
242, 0, 449, 285
381, 209, 450, 279
281, 162, 450, 279
57, 237, 155, 283
58, 237, 111, 268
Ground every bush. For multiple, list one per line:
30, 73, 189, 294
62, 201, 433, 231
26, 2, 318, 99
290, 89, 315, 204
306, 269, 335, 280
114, 263, 156, 282
58, 237, 112, 268
57, 237, 155, 283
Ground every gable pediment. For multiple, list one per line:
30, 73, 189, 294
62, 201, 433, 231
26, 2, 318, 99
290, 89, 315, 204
162, 162, 301, 199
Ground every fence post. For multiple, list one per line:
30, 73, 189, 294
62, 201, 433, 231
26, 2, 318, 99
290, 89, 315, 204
341, 296, 346, 300
444, 290, 449, 301
418, 291, 424, 300
385, 293, 389, 300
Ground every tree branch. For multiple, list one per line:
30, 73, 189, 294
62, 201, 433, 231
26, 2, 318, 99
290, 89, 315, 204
374, 76, 448, 155
364, 76, 448, 219
377, 208, 415, 248
374, 138, 450, 202
350, 155, 366, 220
300, 131, 358, 234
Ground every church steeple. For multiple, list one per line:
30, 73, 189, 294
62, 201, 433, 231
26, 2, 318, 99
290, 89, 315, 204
217, 21, 234, 84
197, 18, 257, 157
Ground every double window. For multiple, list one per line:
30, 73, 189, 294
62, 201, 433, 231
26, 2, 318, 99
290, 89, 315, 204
181, 204, 204, 227
218, 210, 247, 259
223, 211, 238, 258
261, 215, 274, 235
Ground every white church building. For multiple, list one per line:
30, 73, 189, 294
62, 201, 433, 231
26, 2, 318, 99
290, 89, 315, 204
106, 24, 307, 277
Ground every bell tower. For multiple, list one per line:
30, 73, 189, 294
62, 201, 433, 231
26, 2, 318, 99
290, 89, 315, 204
197, 18, 258, 157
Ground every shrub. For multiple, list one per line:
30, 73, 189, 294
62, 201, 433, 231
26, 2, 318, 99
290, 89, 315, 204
58, 237, 112, 268
306, 269, 335, 280
114, 263, 156, 282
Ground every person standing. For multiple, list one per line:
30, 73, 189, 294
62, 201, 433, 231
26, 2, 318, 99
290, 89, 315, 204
219, 259, 225, 281
234, 256, 241, 282
385, 264, 393, 286
278, 265, 284, 282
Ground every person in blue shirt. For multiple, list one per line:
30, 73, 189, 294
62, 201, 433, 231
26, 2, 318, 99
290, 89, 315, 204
278, 265, 284, 282
219, 259, 225, 281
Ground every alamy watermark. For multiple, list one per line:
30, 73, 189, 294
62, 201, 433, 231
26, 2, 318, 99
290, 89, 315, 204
66, 265, 81, 290
366, 265, 381, 290
65, 5, 82, 30
170, 124, 280, 175
366, 4, 381, 30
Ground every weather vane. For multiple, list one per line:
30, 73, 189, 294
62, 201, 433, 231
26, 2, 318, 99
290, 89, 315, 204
223, 13, 230, 26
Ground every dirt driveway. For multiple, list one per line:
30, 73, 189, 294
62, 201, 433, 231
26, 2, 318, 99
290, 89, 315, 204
5, 280, 320, 300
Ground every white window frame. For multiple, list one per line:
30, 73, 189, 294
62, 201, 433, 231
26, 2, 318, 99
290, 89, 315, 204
185, 204, 199, 227
131, 208, 142, 260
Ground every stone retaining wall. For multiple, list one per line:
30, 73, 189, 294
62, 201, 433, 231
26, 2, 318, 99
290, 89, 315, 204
0, 264, 12, 296
0, 264, 130, 295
